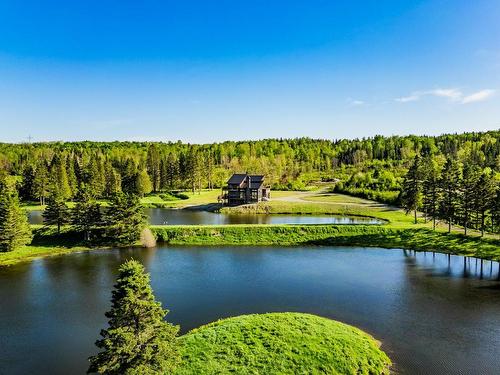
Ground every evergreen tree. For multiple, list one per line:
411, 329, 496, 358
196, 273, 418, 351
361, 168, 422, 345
43, 196, 70, 233
460, 163, 480, 235
0, 183, 32, 252
421, 156, 442, 230
438, 158, 462, 233
146, 144, 161, 192
33, 161, 50, 205
66, 154, 78, 197
103, 194, 146, 246
206, 151, 214, 190
50, 153, 72, 200
120, 159, 138, 194
71, 189, 102, 242
104, 163, 122, 197
134, 169, 152, 197
166, 152, 178, 189
186, 148, 202, 194
88, 260, 179, 374
20, 164, 36, 201
400, 155, 423, 224
491, 185, 500, 233
475, 171, 496, 236
86, 157, 106, 198
160, 153, 178, 191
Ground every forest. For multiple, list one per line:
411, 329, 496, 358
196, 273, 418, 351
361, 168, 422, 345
0, 130, 499, 236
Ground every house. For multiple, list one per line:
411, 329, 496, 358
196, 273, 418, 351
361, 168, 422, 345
222, 173, 270, 206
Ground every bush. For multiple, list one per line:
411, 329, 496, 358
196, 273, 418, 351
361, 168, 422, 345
334, 185, 399, 205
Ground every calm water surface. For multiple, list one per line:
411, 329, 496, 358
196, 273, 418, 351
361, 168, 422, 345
1, 246, 500, 374
28, 208, 383, 225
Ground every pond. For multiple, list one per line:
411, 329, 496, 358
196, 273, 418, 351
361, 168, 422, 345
27, 208, 383, 225
1, 246, 499, 374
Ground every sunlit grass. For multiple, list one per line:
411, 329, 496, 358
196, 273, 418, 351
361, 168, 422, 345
176, 313, 391, 375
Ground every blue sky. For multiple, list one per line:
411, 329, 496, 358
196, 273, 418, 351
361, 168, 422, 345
0, 0, 499, 143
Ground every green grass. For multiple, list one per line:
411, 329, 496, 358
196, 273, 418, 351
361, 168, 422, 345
175, 312, 391, 375
5, 190, 498, 266
151, 224, 500, 260
0, 245, 92, 266
221, 198, 413, 227
154, 190, 222, 208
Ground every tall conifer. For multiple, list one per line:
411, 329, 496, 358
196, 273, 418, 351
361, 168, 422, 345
88, 260, 179, 374
0, 183, 32, 252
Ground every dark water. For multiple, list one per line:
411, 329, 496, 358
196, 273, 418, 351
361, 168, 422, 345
28, 208, 383, 225
1, 247, 500, 375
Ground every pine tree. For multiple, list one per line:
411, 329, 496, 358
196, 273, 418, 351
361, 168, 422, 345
43, 196, 70, 233
491, 185, 500, 233
438, 158, 462, 233
20, 164, 36, 201
421, 156, 442, 229
33, 161, 50, 206
460, 163, 480, 235
88, 260, 179, 374
87, 157, 106, 198
160, 153, 178, 191
166, 152, 178, 189
475, 171, 496, 236
104, 163, 122, 197
400, 155, 423, 224
66, 154, 78, 197
50, 153, 72, 200
0, 183, 32, 252
103, 193, 146, 246
71, 189, 102, 242
206, 151, 214, 190
146, 144, 161, 192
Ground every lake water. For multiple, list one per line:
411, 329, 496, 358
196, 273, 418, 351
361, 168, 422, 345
1, 246, 499, 374
28, 208, 383, 225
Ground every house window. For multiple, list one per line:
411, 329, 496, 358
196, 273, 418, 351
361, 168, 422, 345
251, 190, 258, 200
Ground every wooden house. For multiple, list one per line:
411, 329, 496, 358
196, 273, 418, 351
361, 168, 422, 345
222, 173, 270, 206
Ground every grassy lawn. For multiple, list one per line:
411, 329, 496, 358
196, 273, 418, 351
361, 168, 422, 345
0, 245, 92, 266
176, 312, 390, 375
158, 190, 221, 207
221, 197, 414, 228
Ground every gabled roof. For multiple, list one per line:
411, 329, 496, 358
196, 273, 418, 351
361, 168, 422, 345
227, 173, 265, 185
227, 174, 247, 184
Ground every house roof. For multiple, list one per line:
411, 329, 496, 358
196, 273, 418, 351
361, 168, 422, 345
227, 173, 265, 186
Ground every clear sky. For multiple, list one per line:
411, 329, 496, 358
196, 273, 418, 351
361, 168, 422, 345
0, 0, 499, 143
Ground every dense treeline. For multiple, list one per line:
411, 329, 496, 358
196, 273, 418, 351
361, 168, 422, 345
401, 154, 500, 235
0, 131, 499, 204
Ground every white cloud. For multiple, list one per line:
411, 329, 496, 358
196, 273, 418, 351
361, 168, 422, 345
429, 88, 462, 101
395, 94, 420, 103
347, 98, 365, 106
396, 87, 496, 104
461, 89, 496, 104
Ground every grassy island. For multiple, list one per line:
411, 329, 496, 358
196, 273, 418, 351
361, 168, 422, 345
176, 312, 391, 374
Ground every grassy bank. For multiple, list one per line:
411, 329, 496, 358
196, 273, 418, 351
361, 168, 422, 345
0, 226, 101, 266
176, 312, 391, 374
4, 191, 498, 266
0, 245, 93, 267
152, 224, 500, 260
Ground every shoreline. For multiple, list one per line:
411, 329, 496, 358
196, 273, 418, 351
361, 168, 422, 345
2, 223, 499, 267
